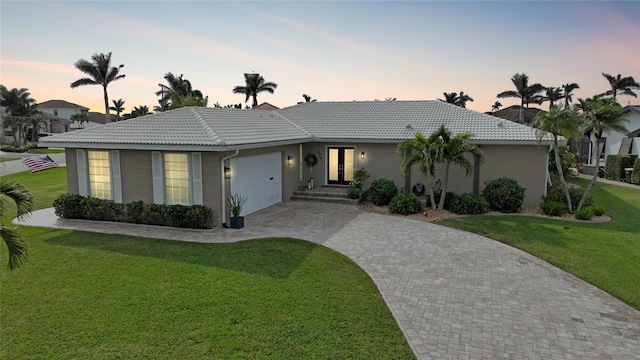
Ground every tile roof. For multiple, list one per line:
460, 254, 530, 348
38, 100, 89, 110
41, 101, 553, 149
41, 107, 310, 148
253, 102, 279, 110
276, 101, 553, 143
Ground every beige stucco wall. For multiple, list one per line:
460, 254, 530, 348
65, 149, 79, 194
478, 145, 548, 206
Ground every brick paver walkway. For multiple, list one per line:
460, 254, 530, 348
17, 202, 640, 359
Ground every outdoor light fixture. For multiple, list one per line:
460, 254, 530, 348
224, 166, 231, 179
360, 151, 365, 159
287, 155, 293, 166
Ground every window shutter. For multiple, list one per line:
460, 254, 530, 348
619, 138, 633, 155
111, 150, 122, 203
152, 151, 164, 204
76, 149, 89, 196
191, 152, 203, 205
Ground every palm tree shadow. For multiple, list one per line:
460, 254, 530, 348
45, 233, 316, 279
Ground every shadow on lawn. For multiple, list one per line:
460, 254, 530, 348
45, 233, 316, 278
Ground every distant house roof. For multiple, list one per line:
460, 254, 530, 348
87, 111, 117, 124
38, 100, 89, 110
491, 105, 543, 124
40, 112, 73, 125
625, 105, 640, 115
628, 128, 640, 138
253, 102, 279, 110
41, 101, 555, 150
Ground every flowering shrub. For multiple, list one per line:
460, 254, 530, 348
482, 177, 525, 213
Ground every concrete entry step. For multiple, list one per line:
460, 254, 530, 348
290, 194, 358, 205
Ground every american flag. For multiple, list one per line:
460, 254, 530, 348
22, 155, 59, 173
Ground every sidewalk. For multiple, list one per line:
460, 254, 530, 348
575, 173, 640, 189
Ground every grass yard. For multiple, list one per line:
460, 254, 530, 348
0, 157, 19, 162
440, 178, 640, 310
1, 169, 414, 359
28, 148, 66, 154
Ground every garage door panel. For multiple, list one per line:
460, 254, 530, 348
230, 152, 282, 216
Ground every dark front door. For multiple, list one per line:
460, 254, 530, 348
327, 147, 354, 185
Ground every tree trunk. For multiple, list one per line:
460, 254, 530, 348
426, 172, 436, 210
519, 97, 524, 123
437, 163, 451, 211
552, 139, 573, 213
577, 137, 600, 210
252, 95, 258, 108
103, 85, 110, 123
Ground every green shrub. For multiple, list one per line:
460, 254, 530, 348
482, 177, 525, 213
53, 193, 85, 219
574, 206, 595, 220
425, 190, 457, 210
540, 201, 567, 216
448, 193, 488, 215
389, 193, 423, 215
543, 184, 593, 208
347, 180, 364, 199
369, 178, 398, 206
549, 146, 577, 178
632, 158, 640, 184
53, 194, 213, 229
592, 205, 605, 216
605, 154, 637, 181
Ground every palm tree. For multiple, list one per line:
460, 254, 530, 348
1, 86, 39, 145
397, 132, 443, 210
562, 83, 580, 107
600, 73, 640, 102
491, 101, 502, 112
435, 125, 484, 211
70, 52, 125, 124
71, 113, 89, 128
576, 97, 629, 210
532, 106, 579, 212
497, 73, 545, 123
109, 98, 125, 121
232, 73, 278, 108
439, 92, 459, 105
132, 105, 149, 117
1, 180, 33, 270
156, 72, 206, 109
542, 87, 564, 110
297, 94, 317, 104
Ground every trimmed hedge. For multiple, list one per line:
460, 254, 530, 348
482, 177, 525, 213
632, 157, 640, 184
543, 184, 593, 209
389, 193, 424, 215
368, 178, 398, 206
448, 193, 488, 215
604, 154, 637, 181
53, 194, 214, 229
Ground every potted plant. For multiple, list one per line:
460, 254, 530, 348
226, 193, 247, 229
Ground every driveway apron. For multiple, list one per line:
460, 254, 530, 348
16, 202, 640, 359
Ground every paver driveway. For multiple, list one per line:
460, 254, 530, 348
18, 202, 640, 359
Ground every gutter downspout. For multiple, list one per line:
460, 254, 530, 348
221, 149, 240, 225
299, 144, 303, 182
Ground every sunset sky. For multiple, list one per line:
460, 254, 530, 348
1, 1, 639, 114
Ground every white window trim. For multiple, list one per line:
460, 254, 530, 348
78, 149, 122, 202
151, 152, 203, 206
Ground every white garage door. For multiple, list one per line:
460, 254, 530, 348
230, 152, 282, 216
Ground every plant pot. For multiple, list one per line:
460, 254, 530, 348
230, 217, 244, 229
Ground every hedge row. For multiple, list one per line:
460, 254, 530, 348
632, 158, 640, 184
53, 193, 214, 229
604, 154, 637, 181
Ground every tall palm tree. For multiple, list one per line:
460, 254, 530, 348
532, 106, 579, 213
497, 73, 545, 123
491, 101, 502, 112
562, 83, 580, 107
1, 180, 33, 270
457, 91, 474, 108
298, 94, 317, 104
439, 92, 459, 105
542, 87, 564, 110
109, 98, 125, 121
576, 97, 629, 210
133, 105, 149, 117
70, 52, 125, 123
232, 73, 278, 108
600, 73, 640, 102
71, 113, 89, 128
435, 125, 484, 211
1, 86, 39, 145
397, 132, 444, 210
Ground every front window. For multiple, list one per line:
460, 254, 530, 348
88, 150, 111, 199
164, 153, 190, 204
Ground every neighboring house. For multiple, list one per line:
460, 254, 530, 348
41, 100, 556, 227
40, 112, 73, 134
86, 111, 117, 125
491, 105, 543, 125
253, 102, 279, 111
580, 105, 640, 174
38, 100, 89, 121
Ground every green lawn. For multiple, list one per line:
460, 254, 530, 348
0, 157, 19, 162
28, 148, 65, 154
1, 170, 415, 359
440, 179, 640, 310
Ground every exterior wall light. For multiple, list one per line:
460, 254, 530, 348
360, 151, 365, 160
224, 166, 231, 179
287, 155, 293, 166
